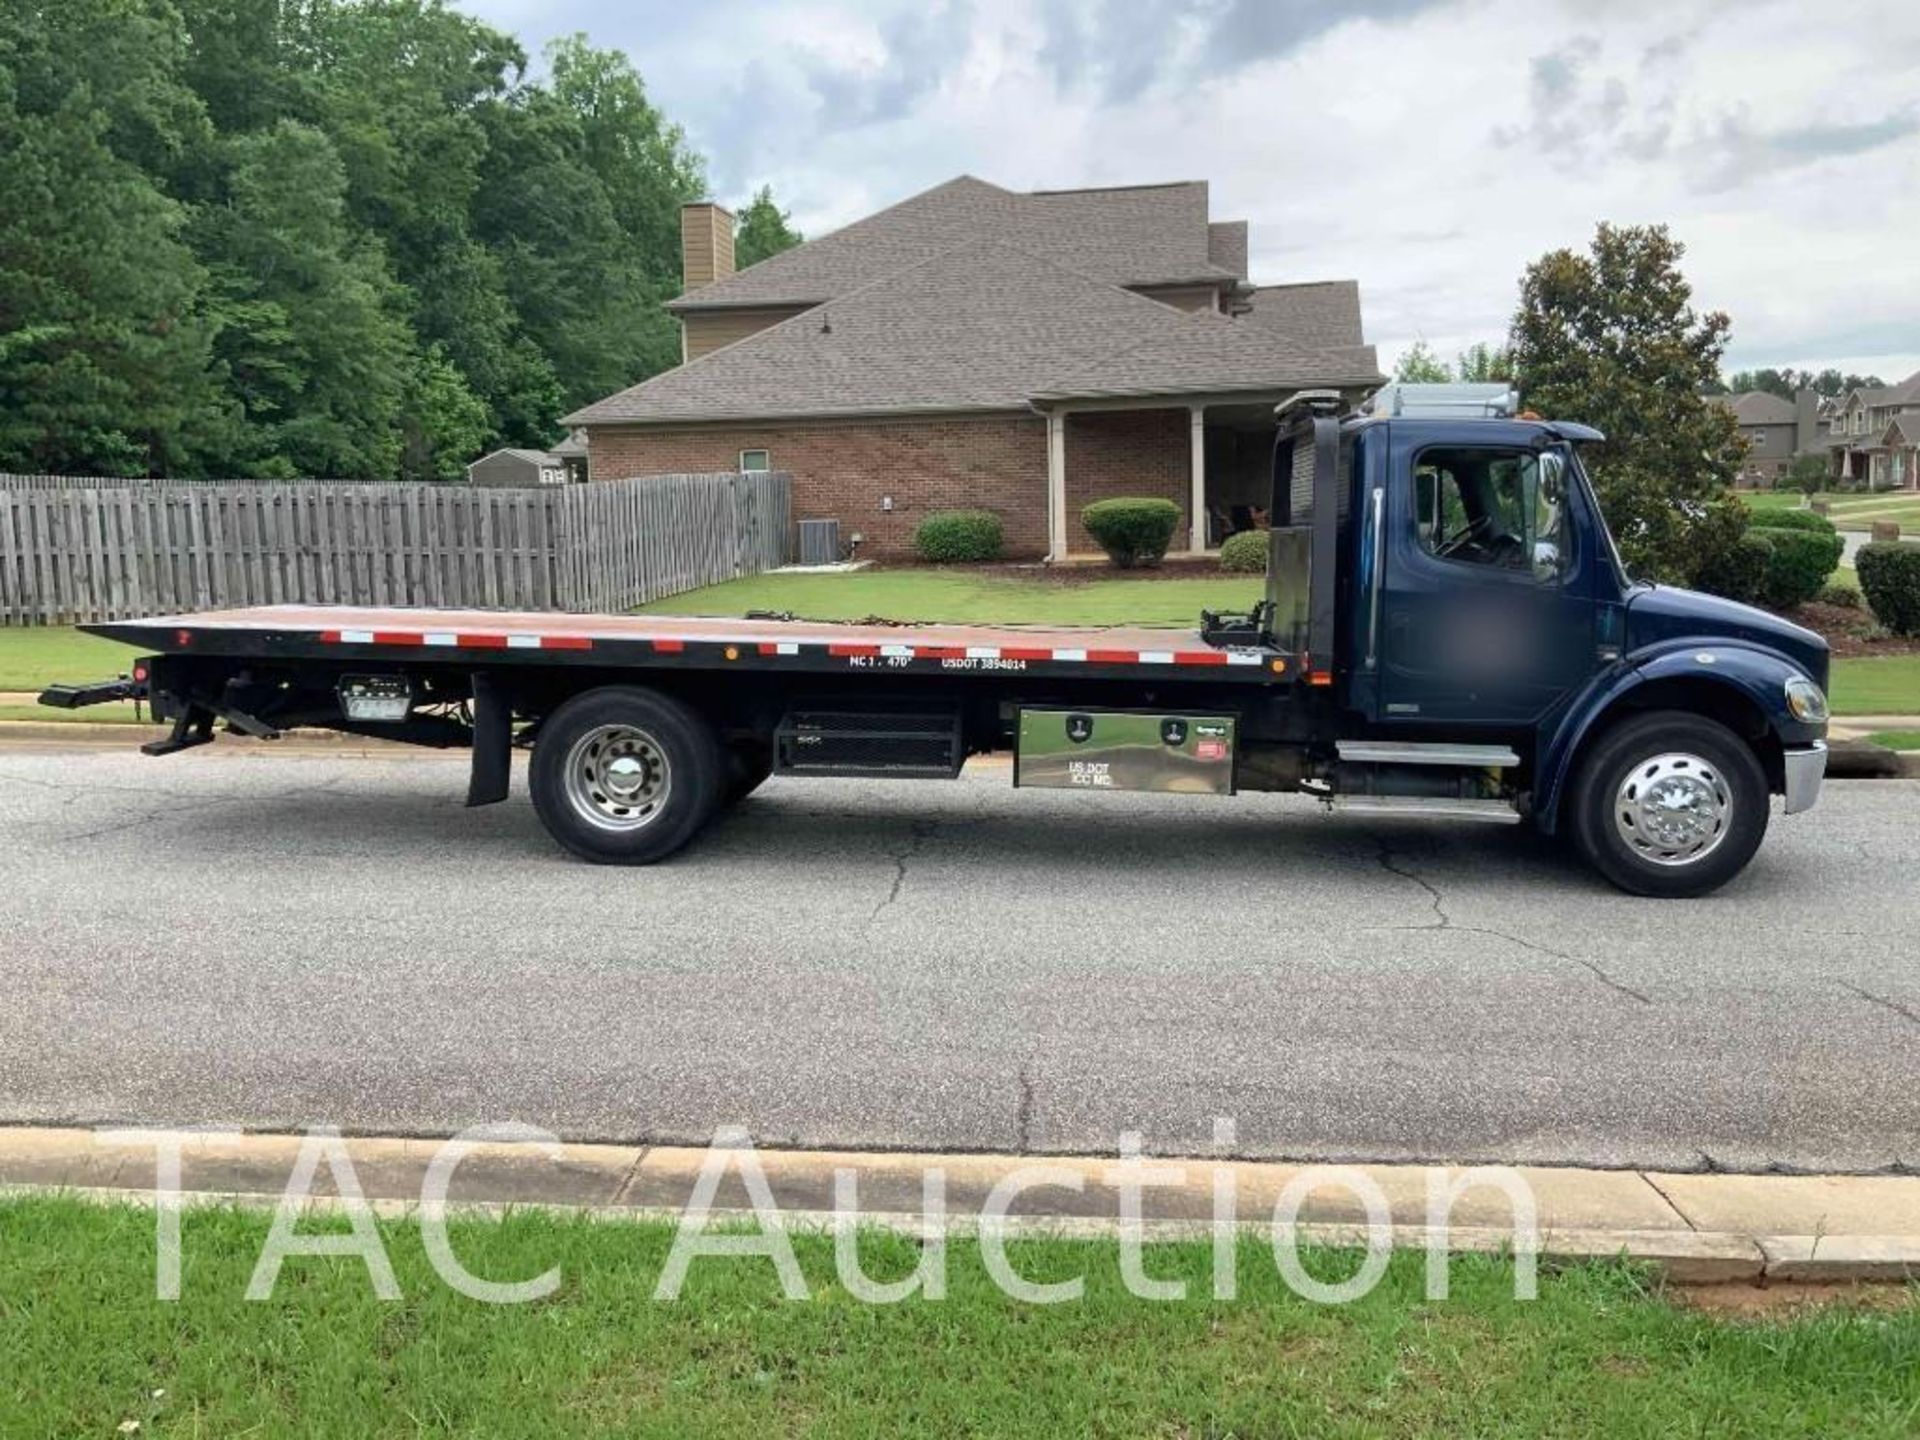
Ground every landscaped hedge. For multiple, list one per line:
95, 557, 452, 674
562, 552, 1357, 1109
1753, 508, 1838, 536
1694, 519, 1843, 611
1218, 530, 1268, 573
1751, 526, 1844, 609
1857, 542, 1920, 636
912, 509, 1003, 563
1080, 497, 1181, 568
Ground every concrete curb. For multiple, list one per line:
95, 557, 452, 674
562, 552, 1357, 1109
2, 1126, 1915, 1285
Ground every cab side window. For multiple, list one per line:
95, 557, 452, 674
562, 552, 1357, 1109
1413, 447, 1567, 581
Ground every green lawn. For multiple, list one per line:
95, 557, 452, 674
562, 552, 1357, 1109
0, 625, 138, 691
1744, 490, 1920, 533
1867, 730, 1920, 751
2, 1198, 1915, 1438
1831, 656, 1920, 716
636, 568, 1263, 628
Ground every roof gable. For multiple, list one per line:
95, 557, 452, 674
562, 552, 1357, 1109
1720, 391, 1797, 425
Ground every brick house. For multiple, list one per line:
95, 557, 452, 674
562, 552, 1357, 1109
1710, 390, 1805, 485
1820, 370, 1920, 489
566, 176, 1381, 560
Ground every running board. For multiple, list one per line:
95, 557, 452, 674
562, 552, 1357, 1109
1330, 795, 1523, 824
1336, 740, 1520, 767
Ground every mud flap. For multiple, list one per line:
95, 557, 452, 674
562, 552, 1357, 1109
466, 672, 512, 807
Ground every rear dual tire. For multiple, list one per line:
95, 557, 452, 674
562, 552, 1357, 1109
529, 686, 724, 864
1568, 710, 1769, 898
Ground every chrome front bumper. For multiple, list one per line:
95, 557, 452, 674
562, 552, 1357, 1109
1783, 740, 1828, 815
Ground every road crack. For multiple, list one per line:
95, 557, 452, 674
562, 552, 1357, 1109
869, 818, 938, 922
1838, 981, 1920, 1029
1015, 1064, 1035, 1154
1374, 839, 1652, 1004
1637, 1172, 1698, 1231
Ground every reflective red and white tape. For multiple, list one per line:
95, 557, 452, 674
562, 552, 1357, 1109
315, 629, 1270, 668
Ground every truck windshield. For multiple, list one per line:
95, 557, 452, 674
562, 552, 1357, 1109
1567, 448, 1632, 585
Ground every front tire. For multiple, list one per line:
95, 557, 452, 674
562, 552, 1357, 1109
529, 686, 723, 864
1568, 710, 1769, 898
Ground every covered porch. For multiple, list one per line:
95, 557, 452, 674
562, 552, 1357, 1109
1037, 394, 1307, 562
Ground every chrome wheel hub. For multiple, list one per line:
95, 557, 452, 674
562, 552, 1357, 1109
1613, 752, 1730, 867
564, 724, 671, 831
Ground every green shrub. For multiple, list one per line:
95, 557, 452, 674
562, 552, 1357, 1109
1857, 542, 1920, 636
1218, 530, 1268, 573
1817, 582, 1863, 609
1080, 497, 1181, 568
1751, 507, 1837, 537
1692, 532, 1771, 606
912, 509, 1003, 563
1749, 525, 1844, 609
1776, 455, 1827, 492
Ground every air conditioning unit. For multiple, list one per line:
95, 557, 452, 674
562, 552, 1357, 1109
797, 518, 841, 566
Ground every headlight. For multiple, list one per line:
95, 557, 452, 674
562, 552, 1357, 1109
1785, 675, 1828, 724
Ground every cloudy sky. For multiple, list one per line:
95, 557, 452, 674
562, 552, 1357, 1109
459, 0, 1920, 381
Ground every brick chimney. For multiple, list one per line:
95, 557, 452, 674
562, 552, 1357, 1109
680, 201, 735, 292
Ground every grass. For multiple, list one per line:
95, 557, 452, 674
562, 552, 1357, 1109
635, 568, 1263, 628
0, 701, 150, 724
0, 625, 138, 691
1867, 730, 1920, 751
2, 1197, 1916, 1438
1831, 656, 1920, 715
1744, 490, 1920, 533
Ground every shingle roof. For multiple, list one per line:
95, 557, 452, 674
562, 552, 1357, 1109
1716, 391, 1797, 425
1207, 220, 1248, 280
567, 240, 1379, 425
1848, 369, 1920, 409
1882, 414, 1920, 447
666, 176, 1235, 312
1242, 282, 1366, 350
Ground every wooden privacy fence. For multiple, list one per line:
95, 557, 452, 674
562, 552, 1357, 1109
0, 471, 791, 625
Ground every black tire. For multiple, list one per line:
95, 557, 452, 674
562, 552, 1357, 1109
529, 686, 724, 864
723, 741, 775, 807
1567, 710, 1769, 898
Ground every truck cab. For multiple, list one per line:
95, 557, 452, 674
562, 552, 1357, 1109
1265, 397, 1830, 895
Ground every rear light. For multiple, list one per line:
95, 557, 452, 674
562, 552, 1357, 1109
132, 664, 149, 683
175, 629, 192, 646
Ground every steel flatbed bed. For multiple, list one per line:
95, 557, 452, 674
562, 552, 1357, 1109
86, 604, 1294, 684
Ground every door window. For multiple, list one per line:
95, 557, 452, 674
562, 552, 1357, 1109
1413, 448, 1567, 582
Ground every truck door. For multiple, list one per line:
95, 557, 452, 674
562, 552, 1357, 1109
1371, 441, 1595, 726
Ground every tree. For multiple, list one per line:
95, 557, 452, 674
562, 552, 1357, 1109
734, 185, 802, 269
1393, 339, 1451, 383
198, 121, 413, 478
0, 0, 230, 475
1509, 223, 1746, 585
1454, 342, 1513, 383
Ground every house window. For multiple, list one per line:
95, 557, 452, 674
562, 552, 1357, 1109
739, 449, 771, 473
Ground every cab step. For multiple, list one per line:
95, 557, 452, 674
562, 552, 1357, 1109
1336, 740, 1520, 767
1330, 794, 1523, 824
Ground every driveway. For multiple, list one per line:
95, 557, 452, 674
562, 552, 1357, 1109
0, 743, 1913, 1173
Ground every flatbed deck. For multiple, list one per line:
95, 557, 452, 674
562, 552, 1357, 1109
88, 604, 1291, 684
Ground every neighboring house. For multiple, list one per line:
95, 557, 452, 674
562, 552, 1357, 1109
553, 431, 590, 485
1710, 390, 1803, 484
565, 176, 1382, 559
1821, 369, 1920, 490
467, 448, 570, 488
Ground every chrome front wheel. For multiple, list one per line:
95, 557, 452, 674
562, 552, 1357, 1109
1612, 751, 1731, 867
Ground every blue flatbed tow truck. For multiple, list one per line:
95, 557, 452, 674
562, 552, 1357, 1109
43, 393, 1830, 897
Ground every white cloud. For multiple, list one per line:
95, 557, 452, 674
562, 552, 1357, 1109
458, 0, 1920, 381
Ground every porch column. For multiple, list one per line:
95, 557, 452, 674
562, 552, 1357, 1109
1046, 408, 1068, 562
1188, 404, 1207, 552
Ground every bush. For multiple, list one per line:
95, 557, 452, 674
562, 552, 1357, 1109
1692, 532, 1771, 606
1080, 497, 1181, 568
1817, 582, 1863, 609
1858, 542, 1920, 636
1749, 525, 1844, 609
1752, 507, 1837, 537
912, 509, 1003, 563
1776, 455, 1828, 492
1218, 530, 1268, 573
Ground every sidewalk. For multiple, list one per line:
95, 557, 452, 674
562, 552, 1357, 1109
4, 1126, 1916, 1285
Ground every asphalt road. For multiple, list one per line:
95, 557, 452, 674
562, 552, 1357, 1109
1, 741, 1915, 1174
